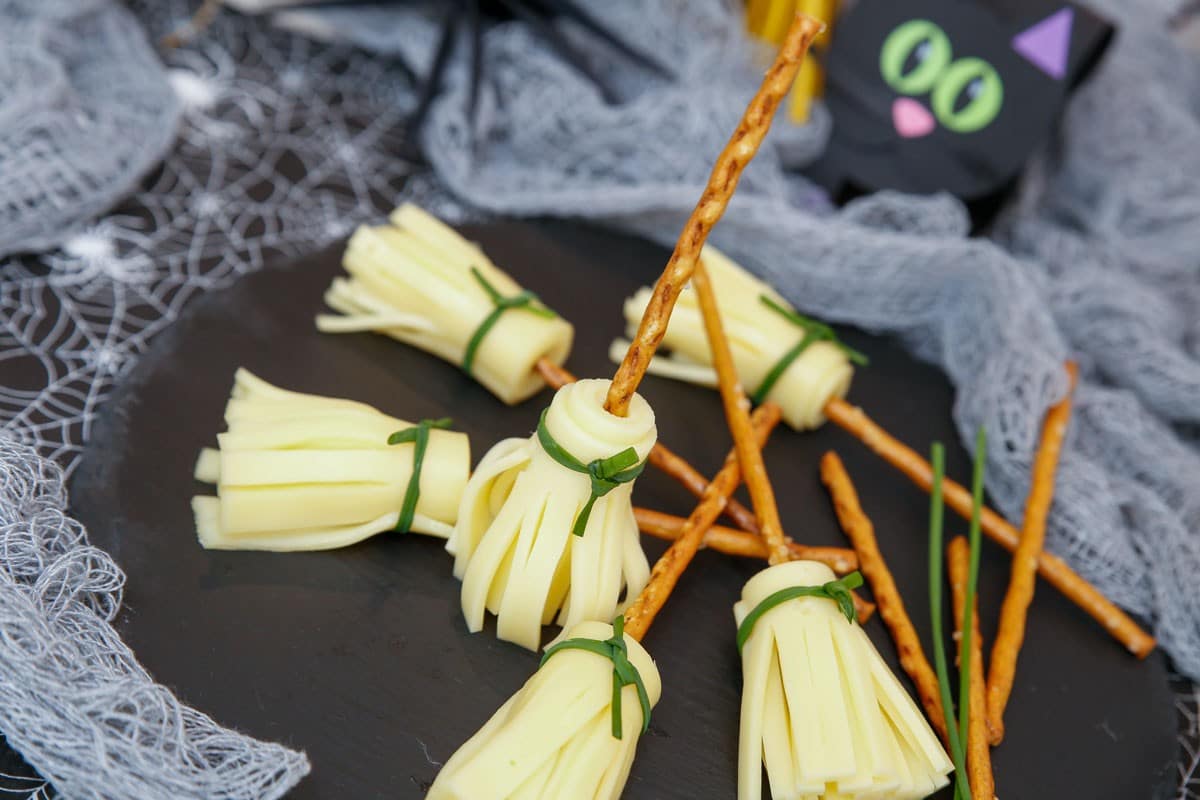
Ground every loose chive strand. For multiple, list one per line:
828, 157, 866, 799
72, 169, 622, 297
929, 442, 971, 800
958, 426, 987, 766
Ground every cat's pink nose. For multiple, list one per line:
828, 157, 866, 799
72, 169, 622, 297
892, 98, 935, 138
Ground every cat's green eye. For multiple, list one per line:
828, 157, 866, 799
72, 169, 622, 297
932, 58, 1004, 133
880, 20, 952, 95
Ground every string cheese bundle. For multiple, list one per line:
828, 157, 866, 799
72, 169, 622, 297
735, 560, 953, 800
447, 378, 656, 651
428, 619, 661, 800
192, 369, 470, 551
610, 245, 858, 430
318, 202, 574, 405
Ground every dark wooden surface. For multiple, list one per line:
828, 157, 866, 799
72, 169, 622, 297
69, 219, 1176, 799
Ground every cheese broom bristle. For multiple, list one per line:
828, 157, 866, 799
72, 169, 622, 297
427, 620, 661, 800
449, 378, 656, 651
192, 368, 470, 550
735, 560, 953, 800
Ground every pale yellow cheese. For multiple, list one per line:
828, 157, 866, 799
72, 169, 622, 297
735, 561, 953, 799
318, 202, 575, 405
613, 245, 853, 430
192, 369, 470, 551
428, 620, 661, 800
452, 379, 655, 651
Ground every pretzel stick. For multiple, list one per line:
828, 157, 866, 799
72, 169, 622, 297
161, 0, 222, 48
690, 258, 875, 620
691, 261, 793, 563
536, 357, 759, 532
986, 362, 1078, 744
823, 397, 1156, 659
820, 450, 948, 744
948, 536, 997, 800
624, 404, 782, 640
633, 508, 859, 574
604, 14, 824, 417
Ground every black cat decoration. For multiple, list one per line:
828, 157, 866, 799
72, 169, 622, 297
807, 0, 1114, 220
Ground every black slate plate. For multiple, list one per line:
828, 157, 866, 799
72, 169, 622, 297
70, 220, 1176, 799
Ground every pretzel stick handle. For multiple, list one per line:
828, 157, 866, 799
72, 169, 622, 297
690, 261, 794, 564
823, 397, 1156, 659
623, 404, 783, 641
633, 508, 858, 574
604, 14, 824, 417
633, 508, 857, 572
948, 536, 997, 800
820, 450, 949, 744
536, 358, 758, 531
986, 362, 1078, 743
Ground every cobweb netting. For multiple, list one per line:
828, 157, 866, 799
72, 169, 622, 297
376, 0, 1199, 676
0, 436, 309, 799
0, 0, 180, 258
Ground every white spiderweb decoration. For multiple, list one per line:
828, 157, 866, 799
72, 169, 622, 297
0, 0, 1194, 797
0, 0, 455, 471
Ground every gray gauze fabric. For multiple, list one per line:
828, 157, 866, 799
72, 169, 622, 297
0, 0, 180, 257
0, 435, 311, 798
299, 0, 1200, 676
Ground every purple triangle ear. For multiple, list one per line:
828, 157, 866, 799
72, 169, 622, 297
1012, 7, 1074, 79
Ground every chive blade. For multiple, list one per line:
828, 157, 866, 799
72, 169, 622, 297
958, 426, 987, 775
930, 442, 971, 799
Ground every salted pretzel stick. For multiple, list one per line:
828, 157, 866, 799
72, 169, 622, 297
691, 261, 793, 563
823, 397, 1156, 659
536, 357, 759, 532
633, 508, 859, 574
624, 404, 782, 639
820, 450, 949, 744
948, 537, 996, 800
604, 14, 824, 417
690, 258, 879, 621
986, 362, 1078, 744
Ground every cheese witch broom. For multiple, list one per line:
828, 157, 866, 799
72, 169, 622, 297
611, 241, 1155, 660
441, 13, 825, 652
192, 369, 470, 550
685, 260, 953, 799
534, 358, 858, 576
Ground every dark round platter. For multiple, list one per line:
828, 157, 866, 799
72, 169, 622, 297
70, 219, 1176, 799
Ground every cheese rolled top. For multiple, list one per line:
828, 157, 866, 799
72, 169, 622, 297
543, 377, 657, 467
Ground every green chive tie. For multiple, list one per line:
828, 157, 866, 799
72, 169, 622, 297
750, 295, 869, 406
462, 267, 557, 376
735, 571, 864, 652
540, 615, 652, 740
536, 408, 646, 537
387, 417, 454, 533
